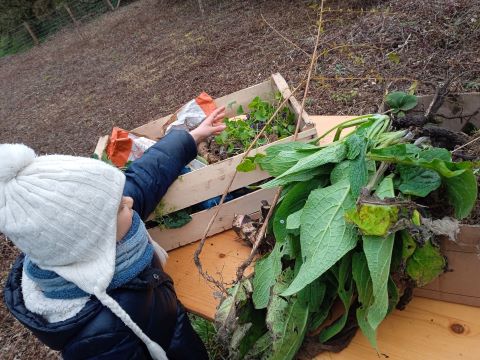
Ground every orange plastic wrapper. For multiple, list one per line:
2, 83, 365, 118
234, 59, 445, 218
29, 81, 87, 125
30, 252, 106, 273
106, 127, 133, 167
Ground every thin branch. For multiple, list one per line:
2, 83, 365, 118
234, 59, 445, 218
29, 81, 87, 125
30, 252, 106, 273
194, 80, 305, 293
236, 0, 327, 282
452, 134, 480, 153
294, 0, 325, 138
385, 33, 412, 57
261, 13, 310, 58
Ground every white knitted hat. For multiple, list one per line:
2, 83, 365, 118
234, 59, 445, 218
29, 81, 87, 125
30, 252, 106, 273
0, 144, 167, 360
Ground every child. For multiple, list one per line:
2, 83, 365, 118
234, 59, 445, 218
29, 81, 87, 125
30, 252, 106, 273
2, 107, 226, 360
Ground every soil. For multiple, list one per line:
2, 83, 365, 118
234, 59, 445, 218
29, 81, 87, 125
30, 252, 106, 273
1, 0, 480, 358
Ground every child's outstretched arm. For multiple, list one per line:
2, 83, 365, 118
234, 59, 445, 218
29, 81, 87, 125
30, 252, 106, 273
123, 107, 226, 220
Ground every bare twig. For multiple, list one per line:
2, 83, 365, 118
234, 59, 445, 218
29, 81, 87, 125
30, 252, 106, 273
294, 0, 325, 138
261, 13, 310, 58
452, 134, 480, 153
424, 75, 455, 121
193, 81, 305, 293
236, 0, 327, 282
385, 33, 412, 57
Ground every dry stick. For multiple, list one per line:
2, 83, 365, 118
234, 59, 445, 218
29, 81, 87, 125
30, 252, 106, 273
193, 82, 305, 293
452, 134, 480, 153
294, 0, 324, 138
236, 0, 326, 282
260, 13, 310, 58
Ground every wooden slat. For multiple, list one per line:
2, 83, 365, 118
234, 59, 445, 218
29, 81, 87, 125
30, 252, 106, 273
413, 235, 480, 307
149, 188, 277, 251
313, 297, 480, 360
271, 72, 311, 124
309, 115, 357, 144
214, 80, 274, 118
93, 135, 109, 157
158, 127, 317, 215
164, 230, 253, 320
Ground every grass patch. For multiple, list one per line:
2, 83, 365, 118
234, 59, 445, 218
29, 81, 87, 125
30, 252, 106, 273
188, 313, 227, 359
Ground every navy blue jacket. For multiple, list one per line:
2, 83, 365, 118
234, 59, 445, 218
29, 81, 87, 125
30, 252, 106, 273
4, 130, 209, 359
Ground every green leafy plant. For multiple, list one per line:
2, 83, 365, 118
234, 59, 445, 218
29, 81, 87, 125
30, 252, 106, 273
385, 91, 418, 117
215, 93, 297, 165
153, 202, 192, 229
215, 112, 478, 359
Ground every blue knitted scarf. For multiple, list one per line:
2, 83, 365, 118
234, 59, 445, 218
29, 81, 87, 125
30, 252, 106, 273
24, 211, 154, 299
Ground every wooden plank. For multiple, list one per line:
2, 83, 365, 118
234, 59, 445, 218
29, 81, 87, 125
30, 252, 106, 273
158, 127, 317, 215
134, 80, 274, 140
413, 93, 480, 132
309, 115, 357, 144
313, 297, 480, 360
414, 237, 480, 307
149, 188, 277, 251
271, 72, 311, 124
214, 80, 274, 118
132, 113, 171, 140
164, 230, 253, 320
93, 135, 109, 158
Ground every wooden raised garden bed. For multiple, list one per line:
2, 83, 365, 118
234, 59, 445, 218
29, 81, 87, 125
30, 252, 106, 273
410, 92, 480, 307
93, 73, 316, 251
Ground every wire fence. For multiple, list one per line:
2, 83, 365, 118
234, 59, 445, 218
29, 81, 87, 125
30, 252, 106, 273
0, 0, 124, 58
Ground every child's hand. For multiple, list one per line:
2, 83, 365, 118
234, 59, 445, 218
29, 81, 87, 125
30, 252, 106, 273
190, 106, 227, 144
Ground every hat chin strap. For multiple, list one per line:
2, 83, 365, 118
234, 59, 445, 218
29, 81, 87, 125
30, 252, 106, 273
93, 288, 168, 360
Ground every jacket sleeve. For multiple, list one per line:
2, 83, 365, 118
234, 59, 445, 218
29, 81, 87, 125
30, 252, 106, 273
62, 331, 148, 360
123, 130, 197, 220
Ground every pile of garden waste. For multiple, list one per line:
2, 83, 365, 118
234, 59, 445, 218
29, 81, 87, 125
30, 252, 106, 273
214, 93, 479, 359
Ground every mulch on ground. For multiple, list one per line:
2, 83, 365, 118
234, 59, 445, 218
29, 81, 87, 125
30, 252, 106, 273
1, 0, 479, 358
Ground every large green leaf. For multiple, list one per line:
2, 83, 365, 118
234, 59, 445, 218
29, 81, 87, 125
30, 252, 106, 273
286, 209, 303, 232
368, 144, 471, 178
257, 142, 319, 177
319, 253, 354, 343
352, 251, 377, 349
386, 91, 418, 112
252, 243, 283, 309
443, 169, 478, 219
368, 144, 478, 219
273, 179, 326, 242
406, 239, 446, 287
261, 167, 330, 188
331, 159, 376, 185
397, 165, 441, 197
244, 332, 271, 359
345, 134, 369, 198
267, 142, 347, 183
266, 269, 310, 360
362, 177, 395, 331
331, 160, 351, 184
282, 180, 357, 296
396, 148, 450, 197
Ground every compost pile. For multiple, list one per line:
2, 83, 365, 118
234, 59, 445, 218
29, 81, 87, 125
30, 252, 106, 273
214, 92, 479, 359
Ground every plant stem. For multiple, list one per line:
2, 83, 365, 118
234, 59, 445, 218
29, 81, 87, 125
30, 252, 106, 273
311, 114, 374, 144
365, 162, 389, 195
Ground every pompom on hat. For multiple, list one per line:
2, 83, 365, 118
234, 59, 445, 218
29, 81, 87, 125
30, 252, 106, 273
0, 144, 167, 360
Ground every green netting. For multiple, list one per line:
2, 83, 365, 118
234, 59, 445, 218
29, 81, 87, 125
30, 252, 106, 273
0, 0, 124, 57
